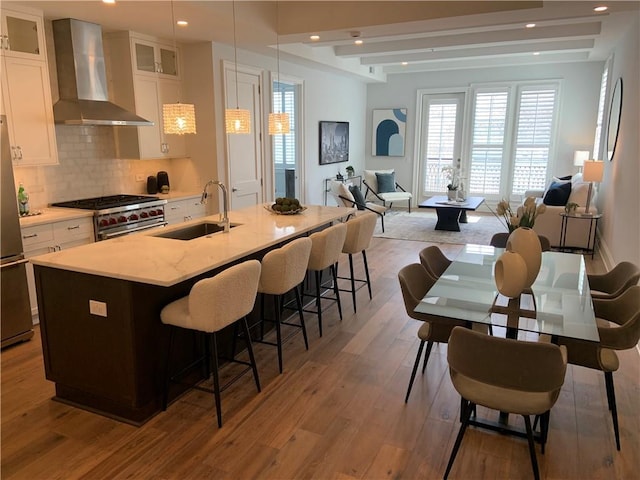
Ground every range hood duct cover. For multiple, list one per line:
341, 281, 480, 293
52, 18, 153, 126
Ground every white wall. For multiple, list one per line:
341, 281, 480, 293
197, 43, 367, 206
597, 16, 640, 267
366, 62, 604, 197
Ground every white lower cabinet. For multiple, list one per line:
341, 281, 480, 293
165, 197, 207, 225
22, 217, 94, 319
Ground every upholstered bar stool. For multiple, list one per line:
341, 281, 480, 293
305, 222, 348, 337
337, 212, 377, 313
256, 237, 312, 373
160, 259, 262, 428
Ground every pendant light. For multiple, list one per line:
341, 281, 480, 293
225, 0, 251, 134
268, 1, 290, 135
162, 0, 196, 135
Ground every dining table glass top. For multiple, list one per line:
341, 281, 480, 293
414, 244, 599, 342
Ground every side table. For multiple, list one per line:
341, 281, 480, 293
324, 175, 362, 205
559, 212, 602, 259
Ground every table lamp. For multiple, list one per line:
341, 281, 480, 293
582, 160, 604, 215
573, 150, 589, 172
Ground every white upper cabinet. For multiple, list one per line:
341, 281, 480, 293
106, 31, 188, 160
133, 38, 179, 78
0, 8, 46, 61
0, 7, 58, 166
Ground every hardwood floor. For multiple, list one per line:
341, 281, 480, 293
2, 238, 639, 479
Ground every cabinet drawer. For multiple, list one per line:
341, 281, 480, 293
53, 218, 94, 243
21, 223, 54, 250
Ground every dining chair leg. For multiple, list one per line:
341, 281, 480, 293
348, 253, 357, 312
444, 399, 473, 480
209, 332, 223, 428
604, 371, 621, 450
240, 317, 261, 392
330, 264, 343, 320
540, 411, 550, 453
405, 340, 425, 403
315, 270, 323, 337
362, 250, 372, 300
421, 341, 434, 373
523, 415, 540, 480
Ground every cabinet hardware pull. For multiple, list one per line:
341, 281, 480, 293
67, 225, 80, 230
23, 233, 38, 239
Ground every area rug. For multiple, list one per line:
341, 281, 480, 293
374, 210, 506, 245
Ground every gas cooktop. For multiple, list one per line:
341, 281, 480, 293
52, 195, 160, 211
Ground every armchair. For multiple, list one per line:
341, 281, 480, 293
363, 169, 412, 212
329, 181, 388, 232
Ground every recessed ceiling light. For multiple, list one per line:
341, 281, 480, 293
526, 23, 536, 28
594, 5, 608, 12
401, 61, 408, 66
310, 35, 320, 41
533, 52, 540, 56
177, 20, 188, 26
354, 39, 363, 45
103, 0, 116, 4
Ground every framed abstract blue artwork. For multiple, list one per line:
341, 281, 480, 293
372, 108, 407, 156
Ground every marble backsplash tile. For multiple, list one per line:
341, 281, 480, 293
12, 126, 179, 209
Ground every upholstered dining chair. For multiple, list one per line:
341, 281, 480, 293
329, 180, 388, 232
362, 169, 412, 212
398, 263, 467, 402
338, 212, 377, 313
489, 232, 551, 251
444, 327, 567, 480
305, 222, 347, 337
418, 246, 452, 281
587, 261, 640, 300
160, 260, 262, 428
557, 285, 640, 450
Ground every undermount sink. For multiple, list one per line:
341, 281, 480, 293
153, 222, 239, 240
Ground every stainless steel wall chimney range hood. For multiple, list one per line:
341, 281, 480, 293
52, 18, 153, 126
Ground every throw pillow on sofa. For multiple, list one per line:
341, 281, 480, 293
349, 185, 366, 210
543, 181, 572, 206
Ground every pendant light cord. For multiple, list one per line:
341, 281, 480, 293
276, 0, 281, 114
232, 0, 240, 109
170, 0, 181, 103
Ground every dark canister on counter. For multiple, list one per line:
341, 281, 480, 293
146, 175, 158, 194
157, 171, 170, 193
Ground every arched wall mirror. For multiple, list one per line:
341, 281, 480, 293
606, 77, 623, 161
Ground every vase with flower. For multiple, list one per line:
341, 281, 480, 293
442, 158, 463, 201
494, 196, 547, 289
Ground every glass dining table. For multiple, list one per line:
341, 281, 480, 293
414, 244, 599, 343
414, 244, 600, 439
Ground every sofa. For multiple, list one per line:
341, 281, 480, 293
518, 173, 598, 249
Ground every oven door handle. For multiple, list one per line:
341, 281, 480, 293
100, 222, 168, 240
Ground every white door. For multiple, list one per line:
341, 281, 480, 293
225, 64, 263, 209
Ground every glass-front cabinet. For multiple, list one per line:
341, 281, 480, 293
0, 8, 46, 60
133, 38, 178, 77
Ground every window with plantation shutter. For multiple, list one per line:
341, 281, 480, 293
593, 63, 609, 160
423, 100, 458, 193
469, 90, 508, 195
272, 81, 296, 166
511, 87, 557, 194
467, 83, 558, 197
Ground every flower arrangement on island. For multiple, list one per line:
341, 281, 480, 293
496, 197, 546, 232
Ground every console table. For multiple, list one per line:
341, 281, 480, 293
324, 175, 362, 205
560, 212, 602, 259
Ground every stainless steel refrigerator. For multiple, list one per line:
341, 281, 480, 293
1, 115, 34, 348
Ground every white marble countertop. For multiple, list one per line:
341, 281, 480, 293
18, 191, 202, 228
29, 204, 354, 287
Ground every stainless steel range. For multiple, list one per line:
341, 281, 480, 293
51, 195, 167, 241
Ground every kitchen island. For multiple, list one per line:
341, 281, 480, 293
30, 204, 354, 424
